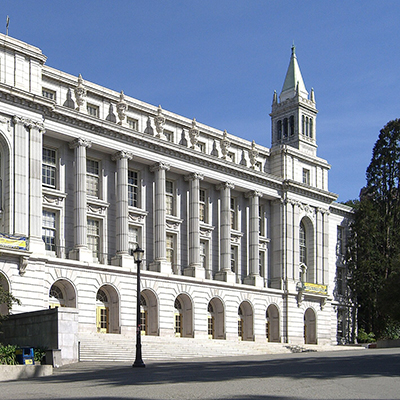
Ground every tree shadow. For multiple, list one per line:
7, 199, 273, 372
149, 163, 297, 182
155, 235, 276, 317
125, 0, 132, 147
43, 349, 400, 388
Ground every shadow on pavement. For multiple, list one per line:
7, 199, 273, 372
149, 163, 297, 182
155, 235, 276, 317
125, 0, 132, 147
43, 349, 400, 388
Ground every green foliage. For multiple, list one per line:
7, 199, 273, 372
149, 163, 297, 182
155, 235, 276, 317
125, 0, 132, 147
0, 275, 21, 320
357, 328, 376, 343
0, 344, 17, 365
347, 119, 400, 338
34, 347, 47, 363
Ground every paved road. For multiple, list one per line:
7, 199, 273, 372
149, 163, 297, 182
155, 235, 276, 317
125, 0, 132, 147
2, 348, 400, 400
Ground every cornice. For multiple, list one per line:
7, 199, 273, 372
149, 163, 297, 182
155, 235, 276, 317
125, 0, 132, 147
282, 179, 338, 203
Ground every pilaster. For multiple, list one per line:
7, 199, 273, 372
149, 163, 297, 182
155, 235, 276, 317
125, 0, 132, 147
68, 137, 92, 262
111, 150, 134, 267
244, 190, 263, 286
149, 162, 171, 273
215, 181, 235, 283
184, 172, 205, 278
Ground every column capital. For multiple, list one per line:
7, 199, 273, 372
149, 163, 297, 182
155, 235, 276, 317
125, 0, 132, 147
184, 172, 204, 182
245, 190, 263, 199
69, 137, 92, 150
111, 150, 133, 162
150, 161, 170, 173
216, 181, 235, 191
13, 116, 45, 132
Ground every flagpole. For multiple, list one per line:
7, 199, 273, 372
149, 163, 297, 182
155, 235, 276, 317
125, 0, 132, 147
6, 16, 9, 36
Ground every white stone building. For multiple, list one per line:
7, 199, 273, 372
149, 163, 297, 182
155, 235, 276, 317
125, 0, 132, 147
0, 33, 353, 347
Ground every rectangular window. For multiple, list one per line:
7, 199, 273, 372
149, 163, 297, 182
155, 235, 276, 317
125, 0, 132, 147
259, 205, 265, 236
42, 147, 57, 188
164, 130, 174, 142
127, 118, 139, 131
87, 104, 99, 117
231, 246, 237, 273
302, 168, 310, 185
87, 218, 100, 261
230, 197, 237, 230
129, 226, 139, 252
228, 152, 236, 163
128, 170, 139, 207
200, 240, 207, 269
166, 234, 175, 264
259, 251, 265, 278
42, 210, 56, 252
199, 189, 207, 223
42, 88, 56, 100
87, 159, 100, 197
337, 267, 345, 295
198, 142, 206, 154
166, 180, 174, 215
337, 226, 344, 255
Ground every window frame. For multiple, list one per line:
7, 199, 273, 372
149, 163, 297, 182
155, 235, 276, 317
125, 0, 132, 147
166, 179, 175, 216
86, 158, 100, 198
87, 218, 101, 262
87, 103, 99, 117
42, 209, 57, 254
42, 147, 57, 189
128, 169, 140, 208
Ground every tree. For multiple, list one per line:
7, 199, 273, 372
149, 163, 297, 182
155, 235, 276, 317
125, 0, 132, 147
347, 119, 400, 339
0, 276, 20, 320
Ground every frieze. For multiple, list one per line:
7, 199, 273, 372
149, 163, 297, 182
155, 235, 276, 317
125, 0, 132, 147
87, 202, 108, 215
43, 193, 65, 206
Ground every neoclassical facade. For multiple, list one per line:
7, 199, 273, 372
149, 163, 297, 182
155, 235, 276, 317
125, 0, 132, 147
0, 34, 353, 347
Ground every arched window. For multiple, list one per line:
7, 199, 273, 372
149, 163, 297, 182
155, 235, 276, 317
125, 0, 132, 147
302, 115, 305, 135
277, 120, 282, 140
305, 117, 309, 137
289, 116, 295, 136
310, 119, 313, 138
299, 222, 307, 266
283, 118, 288, 138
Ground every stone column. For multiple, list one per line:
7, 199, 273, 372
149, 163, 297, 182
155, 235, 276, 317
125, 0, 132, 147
322, 208, 330, 285
215, 182, 235, 283
184, 172, 204, 278
149, 162, 170, 273
69, 138, 92, 262
12, 116, 29, 237
244, 190, 263, 286
28, 121, 46, 253
111, 151, 133, 267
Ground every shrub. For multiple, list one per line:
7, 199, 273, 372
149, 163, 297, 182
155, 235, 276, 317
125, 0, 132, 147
0, 344, 17, 365
357, 328, 376, 343
34, 347, 47, 363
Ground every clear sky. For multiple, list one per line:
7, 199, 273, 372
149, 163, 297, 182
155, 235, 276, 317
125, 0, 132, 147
2, 0, 399, 202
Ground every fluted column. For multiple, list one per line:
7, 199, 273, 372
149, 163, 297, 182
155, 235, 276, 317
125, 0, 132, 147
28, 121, 46, 252
215, 182, 235, 283
149, 162, 170, 273
12, 116, 29, 237
111, 151, 133, 267
184, 172, 204, 278
69, 138, 92, 262
244, 190, 263, 286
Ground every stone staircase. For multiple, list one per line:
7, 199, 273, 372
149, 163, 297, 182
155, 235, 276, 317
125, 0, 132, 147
78, 333, 295, 362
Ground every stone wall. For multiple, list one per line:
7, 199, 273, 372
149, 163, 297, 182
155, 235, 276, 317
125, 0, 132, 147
0, 307, 79, 365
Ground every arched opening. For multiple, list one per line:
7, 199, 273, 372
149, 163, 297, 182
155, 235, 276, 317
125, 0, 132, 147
0, 273, 10, 316
238, 301, 253, 341
299, 217, 315, 283
289, 116, 295, 136
174, 294, 193, 338
49, 279, 76, 308
207, 297, 225, 340
96, 285, 120, 334
140, 289, 158, 336
277, 120, 282, 141
0, 131, 11, 234
304, 308, 317, 344
266, 304, 280, 342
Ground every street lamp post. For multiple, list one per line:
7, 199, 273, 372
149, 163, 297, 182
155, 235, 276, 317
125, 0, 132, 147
132, 245, 145, 368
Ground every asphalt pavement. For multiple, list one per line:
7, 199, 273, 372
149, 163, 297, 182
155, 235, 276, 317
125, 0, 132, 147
1, 347, 400, 400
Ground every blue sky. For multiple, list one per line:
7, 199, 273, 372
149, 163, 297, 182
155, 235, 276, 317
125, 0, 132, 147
2, 0, 400, 202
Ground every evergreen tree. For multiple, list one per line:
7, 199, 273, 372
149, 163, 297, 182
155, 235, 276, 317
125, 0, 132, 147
347, 119, 400, 338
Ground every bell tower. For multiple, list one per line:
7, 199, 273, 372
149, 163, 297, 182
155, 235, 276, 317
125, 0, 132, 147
270, 45, 318, 156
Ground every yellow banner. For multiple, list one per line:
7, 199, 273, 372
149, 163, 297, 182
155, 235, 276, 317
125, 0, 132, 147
303, 282, 327, 295
0, 234, 27, 250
